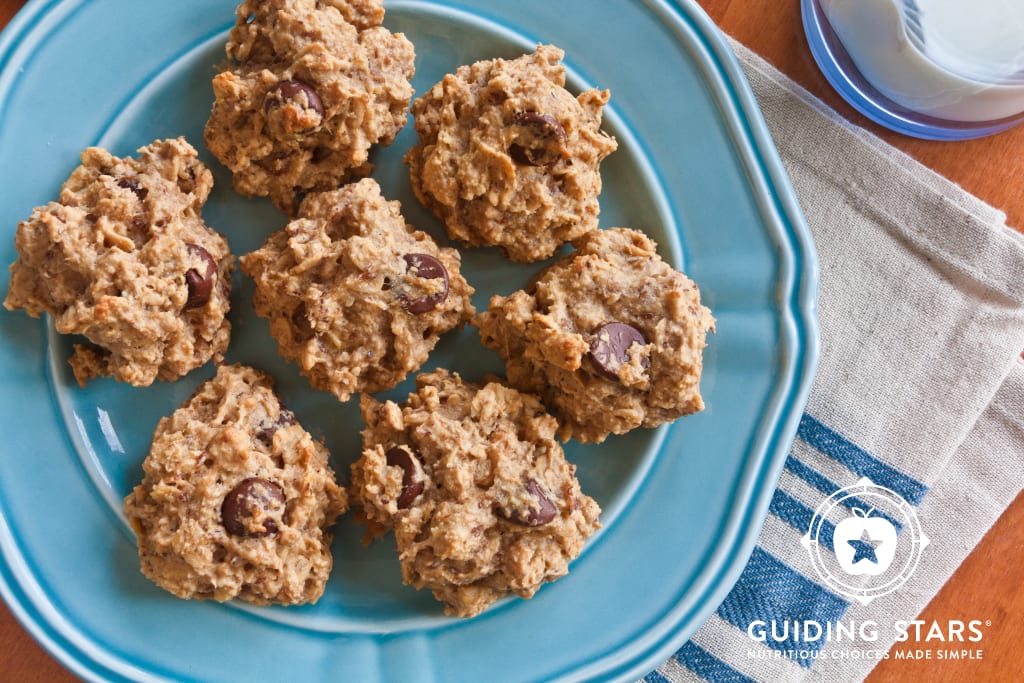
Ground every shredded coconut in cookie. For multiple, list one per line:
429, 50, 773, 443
475, 228, 715, 443
124, 364, 347, 605
406, 44, 618, 262
4, 137, 233, 387
241, 178, 475, 402
205, 0, 415, 214
351, 368, 601, 617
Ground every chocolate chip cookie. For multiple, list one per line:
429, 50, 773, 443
350, 368, 601, 617
240, 178, 475, 403
3, 138, 233, 387
205, 0, 415, 214
474, 228, 715, 444
405, 44, 618, 262
124, 363, 347, 605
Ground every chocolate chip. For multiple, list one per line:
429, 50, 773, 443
509, 111, 567, 167
116, 177, 148, 200
311, 145, 332, 163
221, 477, 286, 537
397, 253, 449, 314
266, 78, 324, 118
385, 445, 425, 509
588, 322, 649, 380
500, 479, 558, 526
184, 243, 218, 309
255, 409, 297, 447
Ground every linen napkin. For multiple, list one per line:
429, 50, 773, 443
642, 40, 1024, 683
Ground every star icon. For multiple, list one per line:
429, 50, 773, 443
847, 530, 880, 564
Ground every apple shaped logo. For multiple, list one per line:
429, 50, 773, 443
802, 477, 928, 605
833, 507, 897, 576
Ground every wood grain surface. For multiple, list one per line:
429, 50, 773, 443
0, 1, 1021, 681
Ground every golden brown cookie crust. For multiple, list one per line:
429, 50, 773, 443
4, 137, 233, 387
350, 368, 601, 617
241, 178, 476, 403
204, 0, 415, 214
123, 363, 347, 605
474, 228, 715, 443
405, 44, 618, 262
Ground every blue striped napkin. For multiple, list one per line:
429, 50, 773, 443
643, 41, 1024, 683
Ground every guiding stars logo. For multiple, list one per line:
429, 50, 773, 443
801, 478, 929, 605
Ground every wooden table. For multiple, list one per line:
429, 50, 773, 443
0, 1, 1021, 681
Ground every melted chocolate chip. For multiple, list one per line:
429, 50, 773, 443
588, 322, 648, 380
509, 111, 567, 167
184, 244, 218, 309
397, 253, 449, 314
221, 477, 286, 537
385, 445, 425, 509
266, 78, 325, 118
255, 409, 297, 447
116, 177, 148, 200
500, 478, 558, 526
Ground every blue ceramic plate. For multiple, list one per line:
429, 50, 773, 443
0, 1, 818, 681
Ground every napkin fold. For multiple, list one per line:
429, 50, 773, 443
643, 40, 1024, 683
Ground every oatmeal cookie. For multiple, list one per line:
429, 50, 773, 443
241, 178, 475, 402
123, 363, 347, 605
3, 138, 233, 387
204, 0, 415, 214
474, 228, 715, 443
405, 44, 618, 262
350, 368, 601, 617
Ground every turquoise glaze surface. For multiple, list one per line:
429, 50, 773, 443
0, 0, 819, 681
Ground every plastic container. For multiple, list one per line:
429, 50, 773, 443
802, 0, 1024, 140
